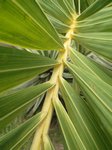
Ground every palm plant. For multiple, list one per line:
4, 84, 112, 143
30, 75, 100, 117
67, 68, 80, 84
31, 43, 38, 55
0, 0, 112, 149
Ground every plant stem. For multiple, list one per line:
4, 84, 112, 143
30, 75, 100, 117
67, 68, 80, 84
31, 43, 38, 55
30, 19, 76, 150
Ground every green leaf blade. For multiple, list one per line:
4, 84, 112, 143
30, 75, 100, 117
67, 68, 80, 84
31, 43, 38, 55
66, 62, 112, 139
75, 7, 112, 60
76, 7, 112, 33
0, 0, 63, 50
70, 49, 112, 85
73, 33, 112, 60
77, 0, 112, 20
59, 77, 112, 149
0, 112, 45, 150
0, 46, 58, 93
37, 0, 76, 34
0, 82, 53, 129
53, 98, 87, 150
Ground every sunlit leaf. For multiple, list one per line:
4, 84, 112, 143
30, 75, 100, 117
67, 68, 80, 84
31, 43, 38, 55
0, 0, 63, 50
0, 82, 53, 129
37, 0, 76, 34
73, 32, 112, 60
0, 46, 58, 93
53, 98, 87, 150
0, 0, 111, 149
60, 77, 112, 149
76, 7, 112, 33
0, 112, 46, 150
70, 49, 112, 85
77, 0, 112, 20
66, 62, 112, 140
